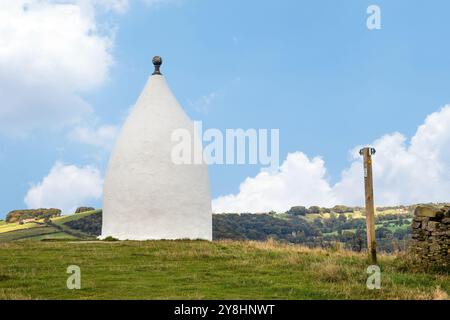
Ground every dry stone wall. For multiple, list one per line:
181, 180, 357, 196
411, 205, 450, 268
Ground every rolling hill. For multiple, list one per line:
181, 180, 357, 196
0, 210, 101, 242
0, 207, 415, 253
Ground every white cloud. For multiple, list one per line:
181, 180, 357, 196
213, 152, 336, 213
213, 106, 450, 213
85, 0, 178, 11
91, 0, 129, 14
55, 0, 129, 14
0, 0, 115, 135
68, 124, 120, 149
24, 162, 103, 214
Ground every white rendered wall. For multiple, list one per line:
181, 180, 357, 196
101, 74, 212, 240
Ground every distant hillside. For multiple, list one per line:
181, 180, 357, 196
0, 210, 101, 242
0, 207, 416, 252
213, 212, 413, 253
63, 210, 102, 236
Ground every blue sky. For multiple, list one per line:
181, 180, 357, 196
2, 0, 450, 218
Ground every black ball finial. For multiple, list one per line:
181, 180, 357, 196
152, 56, 163, 75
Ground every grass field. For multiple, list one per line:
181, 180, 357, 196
51, 210, 101, 226
0, 240, 448, 300
0, 222, 41, 233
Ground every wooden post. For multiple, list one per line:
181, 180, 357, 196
360, 147, 377, 264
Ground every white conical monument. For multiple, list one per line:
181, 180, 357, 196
101, 56, 212, 240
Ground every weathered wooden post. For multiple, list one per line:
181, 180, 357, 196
359, 147, 377, 264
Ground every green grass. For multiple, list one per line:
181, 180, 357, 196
18, 232, 78, 242
51, 210, 101, 226
0, 226, 61, 242
0, 240, 447, 300
48, 221, 93, 240
383, 224, 410, 233
0, 222, 40, 233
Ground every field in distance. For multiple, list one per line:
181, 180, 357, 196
0, 210, 101, 242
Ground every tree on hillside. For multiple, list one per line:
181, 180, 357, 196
286, 206, 308, 216
308, 206, 321, 214
313, 218, 323, 228
75, 207, 95, 214
5, 208, 61, 223
332, 205, 354, 214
